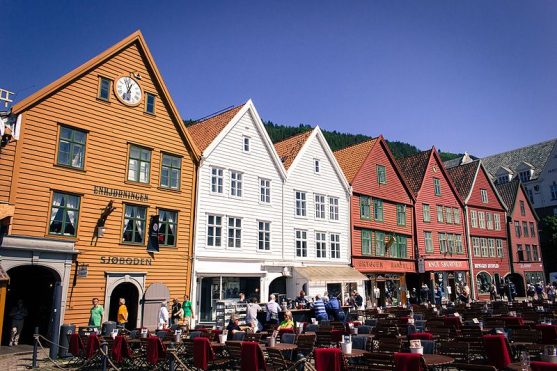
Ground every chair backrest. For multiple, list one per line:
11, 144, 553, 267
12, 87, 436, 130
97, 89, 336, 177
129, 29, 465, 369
281, 333, 297, 344
296, 333, 316, 356
226, 341, 242, 359
267, 347, 289, 369
305, 324, 318, 333
512, 328, 540, 343
188, 331, 202, 339
315, 331, 333, 347
232, 331, 246, 341
352, 335, 368, 350
376, 338, 402, 353
438, 341, 470, 362
362, 352, 395, 370
357, 325, 372, 334
319, 320, 331, 326
244, 332, 262, 342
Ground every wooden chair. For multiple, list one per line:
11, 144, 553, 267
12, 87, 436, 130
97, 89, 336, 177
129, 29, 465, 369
451, 363, 497, 370
267, 347, 296, 370
375, 338, 402, 353
511, 328, 540, 343
315, 331, 334, 348
347, 352, 394, 370
461, 327, 482, 338
295, 333, 316, 359
438, 341, 470, 363
244, 332, 262, 342
225, 341, 242, 369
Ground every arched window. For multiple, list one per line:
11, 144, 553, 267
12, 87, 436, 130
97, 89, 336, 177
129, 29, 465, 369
476, 272, 492, 294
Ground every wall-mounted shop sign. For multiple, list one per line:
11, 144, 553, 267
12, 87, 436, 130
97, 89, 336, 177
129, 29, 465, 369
77, 263, 89, 277
474, 263, 499, 269
424, 260, 469, 271
352, 258, 416, 273
100, 256, 152, 266
94, 186, 149, 202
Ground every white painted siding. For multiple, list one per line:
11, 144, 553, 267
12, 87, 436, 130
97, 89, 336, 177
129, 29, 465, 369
282, 132, 351, 265
194, 110, 284, 262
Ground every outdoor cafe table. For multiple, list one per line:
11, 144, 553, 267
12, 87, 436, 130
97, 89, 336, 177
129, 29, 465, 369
422, 354, 454, 367
341, 349, 368, 359
266, 343, 298, 352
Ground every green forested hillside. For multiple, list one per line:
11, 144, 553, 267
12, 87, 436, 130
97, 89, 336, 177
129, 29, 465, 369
185, 119, 464, 161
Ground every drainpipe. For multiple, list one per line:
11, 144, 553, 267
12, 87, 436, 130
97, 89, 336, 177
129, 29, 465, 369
463, 205, 476, 300
189, 157, 202, 325
506, 213, 515, 275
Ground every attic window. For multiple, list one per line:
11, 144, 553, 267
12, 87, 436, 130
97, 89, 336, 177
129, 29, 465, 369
519, 171, 531, 183
243, 136, 250, 153
480, 189, 488, 203
497, 175, 511, 184
145, 93, 156, 114
98, 77, 111, 101
314, 159, 320, 173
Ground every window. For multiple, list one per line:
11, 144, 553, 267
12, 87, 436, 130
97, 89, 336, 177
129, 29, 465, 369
160, 154, 181, 189
478, 212, 486, 229
522, 221, 529, 237
211, 168, 224, 193
497, 175, 509, 184
551, 184, 557, 200
445, 206, 453, 224
480, 189, 488, 203
488, 239, 495, 257
128, 145, 151, 183
456, 234, 463, 254
520, 200, 526, 216
296, 191, 307, 217
230, 171, 243, 197
473, 237, 481, 257
360, 196, 371, 220
207, 215, 222, 247
145, 93, 156, 114
377, 165, 386, 184
525, 244, 532, 261
373, 199, 384, 221
316, 232, 327, 258
57, 126, 86, 169
515, 221, 521, 237
122, 204, 147, 244
517, 245, 524, 262
158, 210, 177, 246
532, 245, 539, 261
391, 235, 407, 258
470, 210, 478, 228
397, 204, 406, 226
496, 239, 503, 258
424, 231, 433, 253
437, 205, 444, 223
330, 233, 340, 259
295, 230, 307, 257
329, 197, 339, 220
453, 208, 460, 224
486, 212, 493, 230
227, 217, 242, 248
423, 204, 431, 222
477, 272, 492, 295
433, 178, 441, 196
243, 136, 250, 153
519, 171, 530, 183
447, 233, 455, 254
530, 222, 536, 237
98, 77, 111, 100
361, 230, 372, 255
526, 271, 545, 285
480, 238, 488, 257
314, 159, 320, 173
260, 179, 271, 203
49, 192, 80, 236
258, 221, 270, 251
494, 214, 501, 231
439, 233, 447, 253
375, 231, 385, 256
527, 187, 535, 203
315, 194, 326, 219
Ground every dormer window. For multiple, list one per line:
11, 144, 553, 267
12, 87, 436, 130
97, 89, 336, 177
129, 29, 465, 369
480, 189, 488, 203
243, 136, 250, 153
519, 171, 531, 183
497, 175, 511, 184
314, 159, 320, 173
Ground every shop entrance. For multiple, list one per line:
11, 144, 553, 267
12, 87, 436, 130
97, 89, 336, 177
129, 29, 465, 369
508, 273, 525, 297
108, 282, 139, 330
3, 265, 58, 345
269, 277, 286, 297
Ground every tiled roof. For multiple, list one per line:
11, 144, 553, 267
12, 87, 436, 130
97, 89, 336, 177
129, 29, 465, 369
496, 178, 520, 213
444, 152, 477, 169
446, 160, 480, 199
188, 105, 244, 152
274, 130, 313, 170
396, 150, 432, 195
482, 139, 557, 181
333, 139, 378, 183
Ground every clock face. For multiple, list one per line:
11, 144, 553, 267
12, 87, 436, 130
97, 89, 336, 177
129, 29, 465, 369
115, 76, 142, 106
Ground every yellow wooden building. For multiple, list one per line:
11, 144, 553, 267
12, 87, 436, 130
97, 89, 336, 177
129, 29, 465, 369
0, 31, 199, 345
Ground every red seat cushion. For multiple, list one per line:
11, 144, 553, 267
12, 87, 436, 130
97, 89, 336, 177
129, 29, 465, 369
483, 334, 512, 369
394, 352, 423, 371
314, 347, 342, 371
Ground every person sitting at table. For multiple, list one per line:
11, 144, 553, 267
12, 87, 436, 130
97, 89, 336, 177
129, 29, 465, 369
279, 311, 295, 329
295, 291, 309, 309
326, 295, 345, 322
226, 315, 242, 340
312, 294, 328, 321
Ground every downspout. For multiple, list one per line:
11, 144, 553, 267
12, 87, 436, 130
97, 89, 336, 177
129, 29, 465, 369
189, 157, 202, 325
463, 205, 476, 301
506, 212, 515, 275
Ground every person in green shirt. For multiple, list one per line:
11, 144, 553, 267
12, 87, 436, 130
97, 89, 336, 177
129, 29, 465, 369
88, 298, 104, 328
182, 294, 194, 329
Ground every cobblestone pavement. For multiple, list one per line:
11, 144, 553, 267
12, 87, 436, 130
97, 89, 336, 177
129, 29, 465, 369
0, 348, 76, 370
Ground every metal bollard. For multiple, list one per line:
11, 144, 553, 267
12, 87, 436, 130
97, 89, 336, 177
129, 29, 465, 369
32, 326, 39, 368
101, 341, 108, 371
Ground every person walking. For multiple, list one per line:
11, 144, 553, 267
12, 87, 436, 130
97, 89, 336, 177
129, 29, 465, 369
117, 298, 128, 329
266, 294, 281, 325
182, 294, 194, 329
9, 299, 28, 346
158, 300, 169, 330
171, 298, 183, 325
88, 298, 104, 328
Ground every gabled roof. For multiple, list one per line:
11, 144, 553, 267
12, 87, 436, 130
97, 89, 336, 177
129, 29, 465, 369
188, 105, 244, 152
446, 161, 480, 200
274, 130, 313, 170
496, 178, 520, 214
10, 30, 201, 160
482, 139, 557, 181
333, 138, 378, 183
396, 149, 432, 195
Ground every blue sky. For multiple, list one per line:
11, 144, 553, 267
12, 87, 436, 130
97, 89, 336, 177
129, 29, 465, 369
1, 0, 556, 156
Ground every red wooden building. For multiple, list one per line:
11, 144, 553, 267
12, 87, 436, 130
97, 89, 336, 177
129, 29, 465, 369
447, 160, 509, 300
334, 136, 415, 306
497, 178, 544, 296
397, 148, 468, 303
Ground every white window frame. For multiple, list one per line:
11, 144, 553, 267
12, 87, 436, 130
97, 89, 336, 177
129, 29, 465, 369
315, 231, 327, 258
494, 214, 501, 230
496, 239, 503, 258
453, 208, 460, 224
227, 217, 242, 248
456, 234, 463, 254
488, 238, 495, 257
439, 232, 447, 253
486, 212, 493, 230
314, 159, 320, 173
295, 191, 307, 217
243, 135, 251, 153
295, 229, 307, 257
480, 238, 488, 257
207, 214, 222, 247
330, 233, 340, 259
423, 204, 431, 222
424, 231, 433, 253
445, 206, 453, 224
478, 211, 486, 229
258, 221, 271, 251
315, 194, 326, 219
473, 237, 481, 257
329, 197, 339, 221
480, 189, 488, 203
260, 178, 271, 204
230, 171, 243, 197
470, 210, 478, 228
437, 205, 444, 223
210, 167, 224, 194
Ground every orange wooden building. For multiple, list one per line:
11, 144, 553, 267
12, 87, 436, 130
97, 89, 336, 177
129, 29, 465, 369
0, 31, 199, 345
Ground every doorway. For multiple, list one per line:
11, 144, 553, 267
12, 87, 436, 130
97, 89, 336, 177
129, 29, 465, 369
269, 277, 286, 298
3, 265, 59, 345
108, 282, 139, 330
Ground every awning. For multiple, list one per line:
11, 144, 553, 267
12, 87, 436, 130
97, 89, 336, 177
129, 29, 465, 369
294, 266, 367, 282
